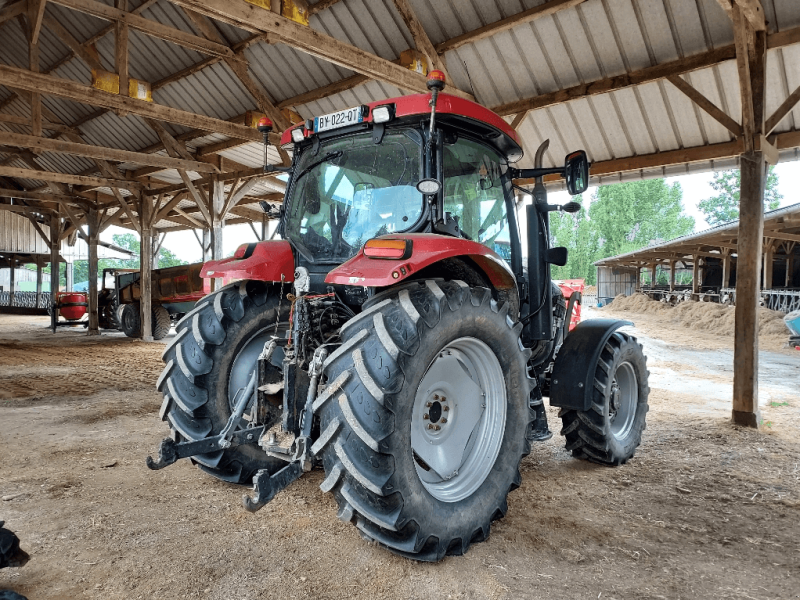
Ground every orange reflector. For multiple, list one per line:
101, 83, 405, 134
363, 239, 411, 259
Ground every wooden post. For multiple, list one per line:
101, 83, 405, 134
202, 228, 212, 261
692, 255, 699, 295
8, 259, 16, 306
732, 151, 766, 428
65, 261, 73, 291
762, 245, 774, 290
650, 263, 657, 287
35, 260, 43, 308
140, 198, 153, 342
87, 205, 100, 335
669, 260, 676, 291
29, 30, 41, 138
115, 0, 129, 98
261, 212, 268, 241
50, 214, 60, 332
722, 251, 731, 289
210, 176, 225, 291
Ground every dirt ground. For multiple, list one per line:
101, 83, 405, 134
1, 307, 799, 600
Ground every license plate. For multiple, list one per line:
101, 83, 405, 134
314, 106, 363, 132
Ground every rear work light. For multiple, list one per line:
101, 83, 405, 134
372, 104, 395, 123
363, 238, 412, 259
291, 127, 305, 143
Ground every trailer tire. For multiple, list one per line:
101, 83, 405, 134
314, 280, 533, 561
152, 305, 171, 340
157, 281, 290, 485
119, 303, 141, 338
559, 332, 649, 466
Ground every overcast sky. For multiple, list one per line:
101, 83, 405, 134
101, 161, 800, 264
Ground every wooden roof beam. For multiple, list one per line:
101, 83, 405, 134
391, 0, 450, 80
492, 25, 800, 117
0, 1, 28, 28
0, 165, 142, 192
435, 0, 587, 55
0, 65, 262, 143
169, 0, 473, 101
49, 0, 241, 60
27, 0, 46, 45
765, 83, 800, 135
0, 131, 219, 174
0, 112, 73, 134
667, 74, 742, 136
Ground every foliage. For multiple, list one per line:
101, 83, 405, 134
549, 196, 600, 284
698, 167, 782, 226
548, 180, 695, 284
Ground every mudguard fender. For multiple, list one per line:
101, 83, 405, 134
549, 318, 633, 411
324, 233, 516, 290
200, 240, 295, 283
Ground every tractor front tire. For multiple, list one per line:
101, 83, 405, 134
157, 281, 289, 484
314, 280, 533, 561
119, 303, 141, 338
559, 331, 649, 465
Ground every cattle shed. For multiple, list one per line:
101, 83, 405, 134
0, 0, 797, 423
596, 201, 800, 312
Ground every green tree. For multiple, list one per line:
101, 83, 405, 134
549, 195, 600, 284
698, 167, 782, 226
589, 179, 695, 259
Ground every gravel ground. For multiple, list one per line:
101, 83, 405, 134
1, 309, 798, 600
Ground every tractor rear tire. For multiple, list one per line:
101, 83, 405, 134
152, 305, 171, 340
157, 281, 290, 484
559, 331, 649, 465
98, 289, 119, 330
313, 280, 533, 561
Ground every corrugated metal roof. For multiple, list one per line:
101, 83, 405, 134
1, 0, 799, 223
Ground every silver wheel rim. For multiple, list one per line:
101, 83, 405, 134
411, 337, 506, 503
228, 323, 288, 428
609, 361, 637, 440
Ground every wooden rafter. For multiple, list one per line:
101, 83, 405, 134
169, 0, 473, 100
0, 131, 219, 174
667, 74, 742, 136
765, 83, 800, 135
50, 0, 241, 60
391, 0, 450, 79
0, 65, 262, 143
0, 1, 27, 27
0, 165, 142, 192
42, 12, 103, 71
115, 0, 129, 98
0, 113, 73, 134
27, 0, 46, 45
435, 0, 587, 55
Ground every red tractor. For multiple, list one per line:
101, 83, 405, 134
148, 72, 649, 561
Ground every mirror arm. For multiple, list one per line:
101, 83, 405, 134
511, 167, 565, 180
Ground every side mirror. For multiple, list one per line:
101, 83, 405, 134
564, 150, 589, 195
545, 247, 568, 267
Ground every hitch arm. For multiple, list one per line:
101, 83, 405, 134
145, 426, 264, 470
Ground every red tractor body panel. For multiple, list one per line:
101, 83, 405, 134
200, 240, 296, 283
324, 234, 517, 290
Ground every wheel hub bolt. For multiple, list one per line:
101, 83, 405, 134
423, 414, 429, 420
434, 394, 439, 400
427, 424, 440, 431
443, 406, 449, 412
440, 418, 447, 424
426, 401, 433, 407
